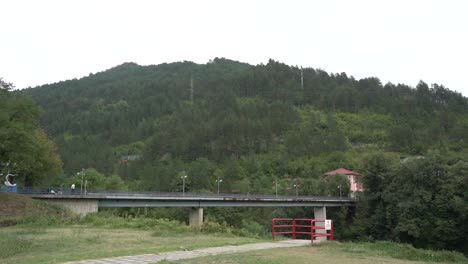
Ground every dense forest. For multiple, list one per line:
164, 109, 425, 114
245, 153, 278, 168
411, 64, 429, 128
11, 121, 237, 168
8, 58, 468, 253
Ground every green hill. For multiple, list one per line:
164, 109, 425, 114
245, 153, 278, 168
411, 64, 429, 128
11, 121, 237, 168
0, 193, 68, 227
23, 58, 468, 178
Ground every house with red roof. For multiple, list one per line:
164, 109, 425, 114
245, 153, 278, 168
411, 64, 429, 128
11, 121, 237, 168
323, 168, 363, 193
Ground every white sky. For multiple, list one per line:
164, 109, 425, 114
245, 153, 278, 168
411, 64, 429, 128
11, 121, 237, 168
1, 0, 467, 95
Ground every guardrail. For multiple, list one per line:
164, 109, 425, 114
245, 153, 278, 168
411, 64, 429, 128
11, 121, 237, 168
17, 187, 354, 201
272, 218, 334, 244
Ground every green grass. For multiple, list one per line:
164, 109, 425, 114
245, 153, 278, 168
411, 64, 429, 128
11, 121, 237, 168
324, 241, 467, 263
165, 241, 467, 264
0, 224, 264, 264
0, 193, 70, 227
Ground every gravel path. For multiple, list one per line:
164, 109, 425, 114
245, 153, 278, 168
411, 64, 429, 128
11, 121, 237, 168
65, 239, 311, 264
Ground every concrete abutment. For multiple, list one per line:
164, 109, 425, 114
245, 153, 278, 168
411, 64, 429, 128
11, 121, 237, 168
46, 198, 98, 217
189, 208, 203, 226
313, 206, 327, 241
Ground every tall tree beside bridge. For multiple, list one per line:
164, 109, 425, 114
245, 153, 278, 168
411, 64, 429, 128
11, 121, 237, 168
358, 152, 468, 254
0, 78, 62, 186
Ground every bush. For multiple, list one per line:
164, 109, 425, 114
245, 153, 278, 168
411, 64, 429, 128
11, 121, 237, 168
201, 220, 234, 235
240, 220, 268, 238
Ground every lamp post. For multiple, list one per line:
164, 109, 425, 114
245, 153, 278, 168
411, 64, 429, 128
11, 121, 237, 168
180, 174, 187, 195
216, 178, 222, 194
80, 168, 85, 195
273, 179, 278, 197
293, 179, 299, 197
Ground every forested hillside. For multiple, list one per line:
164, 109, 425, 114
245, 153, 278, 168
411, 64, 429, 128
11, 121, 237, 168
23, 59, 468, 253
24, 58, 468, 183
25, 59, 468, 177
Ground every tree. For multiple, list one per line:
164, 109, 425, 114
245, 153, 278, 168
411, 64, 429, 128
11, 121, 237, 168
322, 174, 350, 197
187, 158, 216, 191
359, 152, 398, 240
384, 155, 467, 252
22, 129, 63, 186
0, 78, 62, 186
0, 78, 14, 91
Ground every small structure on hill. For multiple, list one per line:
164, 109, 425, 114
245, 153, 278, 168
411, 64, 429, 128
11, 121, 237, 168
323, 168, 363, 194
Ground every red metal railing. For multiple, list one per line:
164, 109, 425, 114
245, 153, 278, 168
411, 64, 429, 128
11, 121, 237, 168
271, 218, 333, 244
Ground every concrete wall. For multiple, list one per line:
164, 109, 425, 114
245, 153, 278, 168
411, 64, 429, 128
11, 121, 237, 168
314, 206, 327, 241
47, 199, 98, 217
189, 208, 203, 226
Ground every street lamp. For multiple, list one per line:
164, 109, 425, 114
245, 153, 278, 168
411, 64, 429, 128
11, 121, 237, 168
80, 168, 85, 195
293, 179, 299, 197
216, 178, 223, 194
180, 174, 188, 195
273, 179, 278, 197
337, 184, 343, 198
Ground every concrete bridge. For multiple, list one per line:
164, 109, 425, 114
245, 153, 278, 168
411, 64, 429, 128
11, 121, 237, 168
21, 188, 356, 226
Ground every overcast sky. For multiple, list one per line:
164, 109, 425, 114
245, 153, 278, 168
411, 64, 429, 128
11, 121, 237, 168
1, 0, 467, 95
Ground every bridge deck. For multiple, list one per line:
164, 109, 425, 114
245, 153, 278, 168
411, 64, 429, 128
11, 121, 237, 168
21, 188, 355, 208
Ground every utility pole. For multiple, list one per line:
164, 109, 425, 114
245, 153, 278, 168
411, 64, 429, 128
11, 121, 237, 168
190, 76, 194, 103
300, 67, 304, 89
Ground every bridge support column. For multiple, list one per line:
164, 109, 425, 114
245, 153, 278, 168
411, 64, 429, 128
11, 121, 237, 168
314, 206, 327, 241
189, 208, 203, 227
47, 199, 98, 217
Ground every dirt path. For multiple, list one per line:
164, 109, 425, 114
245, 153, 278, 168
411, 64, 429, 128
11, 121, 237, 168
65, 239, 311, 264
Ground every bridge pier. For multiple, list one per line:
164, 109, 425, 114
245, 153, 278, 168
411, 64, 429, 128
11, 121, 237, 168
46, 198, 98, 217
189, 208, 203, 227
314, 206, 327, 241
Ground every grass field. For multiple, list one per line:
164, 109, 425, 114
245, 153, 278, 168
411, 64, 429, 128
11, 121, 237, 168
163, 247, 421, 264
165, 242, 468, 264
0, 192, 266, 263
0, 225, 263, 264
1, 225, 467, 264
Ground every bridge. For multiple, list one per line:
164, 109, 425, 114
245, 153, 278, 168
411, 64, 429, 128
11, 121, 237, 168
19, 188, 356, 226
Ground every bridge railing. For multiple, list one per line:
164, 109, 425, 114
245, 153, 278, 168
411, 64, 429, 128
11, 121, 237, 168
17, 187, 354, 201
